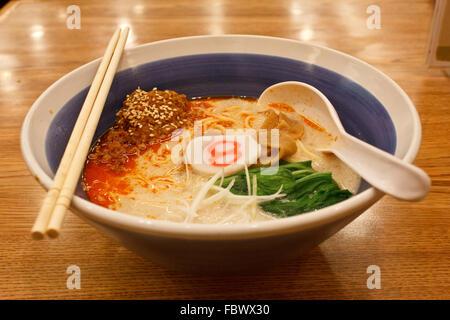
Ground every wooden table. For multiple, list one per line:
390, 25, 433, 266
0, 0, 448, 300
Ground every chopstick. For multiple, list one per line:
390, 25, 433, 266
31, 27, 129, 239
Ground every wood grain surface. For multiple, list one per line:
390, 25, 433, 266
0, 0, 448, 300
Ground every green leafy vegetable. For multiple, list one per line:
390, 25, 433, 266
216, 161, 353, 217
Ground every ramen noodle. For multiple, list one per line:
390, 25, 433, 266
82, 88, 360, 224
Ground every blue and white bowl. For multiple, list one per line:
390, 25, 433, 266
21, 35, 422, 272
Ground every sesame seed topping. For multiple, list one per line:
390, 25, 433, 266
88, 87, 199, 173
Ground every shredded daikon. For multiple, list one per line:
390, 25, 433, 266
183, 170, 222, 222
181, 168, 285, 224
244, 162, 251, 196
210, 184, 285, 202
199, 178, 236, 208
251, 174, 257, 219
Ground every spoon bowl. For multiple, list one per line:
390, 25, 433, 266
258, 81, 431, 201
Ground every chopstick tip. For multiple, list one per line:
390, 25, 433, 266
46, 228, 60, 239
31, 230, 45, 240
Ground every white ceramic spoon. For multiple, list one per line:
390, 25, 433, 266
258, 81, 431, 201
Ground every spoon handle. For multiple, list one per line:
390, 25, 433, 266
329, 133, 431, 201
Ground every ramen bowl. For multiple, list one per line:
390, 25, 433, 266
21, 35, 421, 273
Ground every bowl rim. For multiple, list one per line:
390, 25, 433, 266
21, 34, 422, 240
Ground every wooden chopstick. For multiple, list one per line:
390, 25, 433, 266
45, 27, 129, 238
31, 27, 129, 239
31, 27, 121, 240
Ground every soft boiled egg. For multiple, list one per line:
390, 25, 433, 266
184, 134, 260, 176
